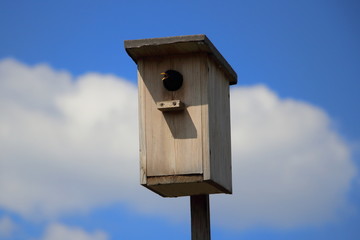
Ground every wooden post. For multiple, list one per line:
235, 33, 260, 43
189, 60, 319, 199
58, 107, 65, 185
191, 195, 211, 240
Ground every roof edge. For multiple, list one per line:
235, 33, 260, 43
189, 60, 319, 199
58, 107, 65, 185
124, 35, 237, 85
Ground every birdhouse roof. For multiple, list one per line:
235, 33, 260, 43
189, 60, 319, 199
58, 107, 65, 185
124, 35, 237, 85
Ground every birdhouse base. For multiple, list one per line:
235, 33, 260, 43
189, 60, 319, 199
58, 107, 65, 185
144, 174, 231, 197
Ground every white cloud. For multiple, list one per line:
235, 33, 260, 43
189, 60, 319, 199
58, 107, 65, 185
0, 216, 16, 237
0, 59, 140, 219
212, 86, 356, 228
0, 58, 356, 228
41, 223, 107, 240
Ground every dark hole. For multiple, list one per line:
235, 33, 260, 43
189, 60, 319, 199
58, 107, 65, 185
161, 70, 183, 91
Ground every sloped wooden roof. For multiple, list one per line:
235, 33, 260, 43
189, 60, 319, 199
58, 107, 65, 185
124, 34, 237, 85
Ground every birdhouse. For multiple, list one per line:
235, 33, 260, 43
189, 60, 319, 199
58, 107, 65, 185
125, 35, 237, 197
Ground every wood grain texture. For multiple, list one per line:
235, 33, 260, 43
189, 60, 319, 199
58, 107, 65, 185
137, 54, 232, 195
206, 57, 232, 193
201, 58, 210, 181
125, 34, 237, 85
128, 35, 236, 197
138, 60, 147, 185
139, 54, 205, 177
156, 100, 185, 112
147, 175, 203, 185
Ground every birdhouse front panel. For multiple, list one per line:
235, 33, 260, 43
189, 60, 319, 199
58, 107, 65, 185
138, 53, 208, 177
125, 35, 237, 197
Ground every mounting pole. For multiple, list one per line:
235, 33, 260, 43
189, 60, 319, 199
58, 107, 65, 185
190, 194, 211, 240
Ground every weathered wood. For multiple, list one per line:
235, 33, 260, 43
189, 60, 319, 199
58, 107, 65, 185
156, 100, 185, 112
147, 175, 203, 185
139, 54, 205, 177
145, 177, 230, 197
148, 182, 220, 197
206, 57, 233, 192
125, 34, 237, 85
191, 195, 211, 240
138, 62, 147, 185
126, 35, 236, 197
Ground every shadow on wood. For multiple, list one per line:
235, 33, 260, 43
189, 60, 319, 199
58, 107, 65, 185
163, 110, 197, 139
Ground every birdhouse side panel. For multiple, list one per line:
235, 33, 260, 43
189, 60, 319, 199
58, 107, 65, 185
206, 58, 232, 193
138, 66, 147, 184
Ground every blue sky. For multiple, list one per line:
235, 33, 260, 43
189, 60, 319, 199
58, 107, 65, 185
0, 1, 359, 239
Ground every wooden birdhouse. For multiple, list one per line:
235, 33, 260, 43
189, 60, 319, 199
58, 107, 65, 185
125, 35, 237, 197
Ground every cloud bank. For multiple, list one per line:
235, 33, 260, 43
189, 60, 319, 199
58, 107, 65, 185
0, 216, 16, 238
0, 58, 355, 229
214, 86, 355, 228
41, 223, 108, 240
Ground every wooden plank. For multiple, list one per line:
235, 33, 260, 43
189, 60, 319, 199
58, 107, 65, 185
201, 57, 211, 181
206, 57, 232, 193
144, 57, 175, 176
191, 195, 211, 240
138, 60, 147, 185
156, 100, 185, 112
173, 54, 203, 175
141, 54, 204, 176
147, 181, 223, 197
125, 34, 237, 85
147, 175, 203, 185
